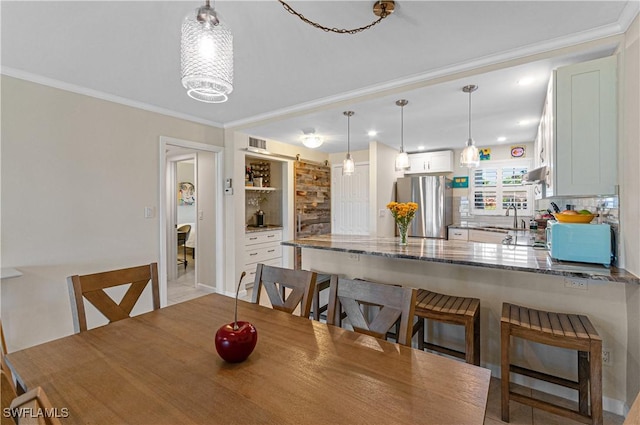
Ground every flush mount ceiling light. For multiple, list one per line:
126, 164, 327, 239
395, 99, 410, 172
302, 130, 323, 149
343, 111, 355, 176
181, 0, 233, 103
460, 85, 480, 168
278, 0, 395, 34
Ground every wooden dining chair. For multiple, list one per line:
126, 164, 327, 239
1, 370, 17, 425
326, 276, 417, 346
251, 264, 317, 318
68, 263, 160, 332
9, 386, 62, 425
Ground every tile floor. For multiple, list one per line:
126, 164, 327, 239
167, 254, 211, 306
484, 377, 624, 425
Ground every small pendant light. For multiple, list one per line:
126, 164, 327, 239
460, 85, 480, 168
395, 100, 410, 171
343, 111, 355, 176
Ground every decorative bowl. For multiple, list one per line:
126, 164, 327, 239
552, 213, 596, 223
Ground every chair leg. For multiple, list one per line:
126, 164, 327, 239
578, 350, 589, 416
417, 318, 425, 350
465, 313, 481, 366
501, 322, 511, 423
590, 341, 603, 425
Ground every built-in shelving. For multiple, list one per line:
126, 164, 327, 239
245, 186, 277, 192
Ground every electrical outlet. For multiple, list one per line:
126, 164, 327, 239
348, 253, 360, 262
602, 350, 611, 366
564, 278, 588, 290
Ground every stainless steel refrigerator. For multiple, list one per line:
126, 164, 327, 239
396, 176, 453, 239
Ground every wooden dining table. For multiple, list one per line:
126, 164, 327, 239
6, 293, 491, 425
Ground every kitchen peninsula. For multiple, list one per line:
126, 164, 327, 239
282, 234, 639, 414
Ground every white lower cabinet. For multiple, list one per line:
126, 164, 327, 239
448, 228, 469, 241
468, 229, 508, 244
243, 229, 283, 289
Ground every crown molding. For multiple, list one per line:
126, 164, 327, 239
0, 67, 224, 129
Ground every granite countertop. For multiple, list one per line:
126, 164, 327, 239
282, 234, 639, 284
245, 225, 283, 233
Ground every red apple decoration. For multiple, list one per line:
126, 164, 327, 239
215, 272, 258, 363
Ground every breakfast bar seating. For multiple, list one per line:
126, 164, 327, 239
501, 302, 603, 425
412, 289, 481, 366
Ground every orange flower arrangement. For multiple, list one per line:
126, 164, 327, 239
387, 202, 419, 245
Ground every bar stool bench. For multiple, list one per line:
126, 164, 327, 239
501, 302, 602, 425
412, 289, 480, 366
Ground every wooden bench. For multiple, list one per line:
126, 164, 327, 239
501, 302, 602, 425
412, 289, 480, 366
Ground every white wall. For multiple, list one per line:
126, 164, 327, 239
0, 76, 223, 351
620, 13, 640, 409
369, 142, 403, 236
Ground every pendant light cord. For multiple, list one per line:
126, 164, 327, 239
400, 104, 405, 152
468, 90, 472, 140
347, 114, 351, 154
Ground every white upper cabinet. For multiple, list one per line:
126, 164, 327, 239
553, 55, 617, 196
405, 150, 454, 174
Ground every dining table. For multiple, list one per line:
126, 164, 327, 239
6, 293, 491, 425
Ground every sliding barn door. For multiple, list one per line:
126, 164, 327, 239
295, 160, 331, 239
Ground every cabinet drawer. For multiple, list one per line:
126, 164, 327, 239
468, 229, 508, 244
448, 228, 468, 241
245, 244, 282, 264
245, 230, 282, 246
243, 258, 282, 289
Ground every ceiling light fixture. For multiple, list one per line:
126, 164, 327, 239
368, 130, 378, 137
395, 99, 410, 171
302, 130, 323, 149
181, 0, 233, 103
497, 136, 507, 142
343, 111, 355, 176
460, 85, 480, 168
278, 0, 395, 34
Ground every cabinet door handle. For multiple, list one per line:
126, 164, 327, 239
267, 249, 275, 253
249, 252, 258, 256
249, 237, 258, 240
267, 234, 275, 238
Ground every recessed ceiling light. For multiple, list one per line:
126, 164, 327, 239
368, 130, 377, 137
518, 120, 530, 126
517, 77, 534, 86
417, 146, 425, 150
497, 136, 507, 142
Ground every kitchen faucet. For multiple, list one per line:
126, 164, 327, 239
505, 203, 518, 229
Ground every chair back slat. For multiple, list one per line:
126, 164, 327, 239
327, 276, 417, 346
251, 264, 317, 318
9, 386, 61, 425
68, 263, 160, 332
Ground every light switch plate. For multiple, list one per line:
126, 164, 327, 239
144, 207, 154, 219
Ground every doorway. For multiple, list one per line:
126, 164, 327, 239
159, 137, 224, 307
332, 162, 370, 235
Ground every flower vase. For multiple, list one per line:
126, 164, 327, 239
398, 223, 408, 246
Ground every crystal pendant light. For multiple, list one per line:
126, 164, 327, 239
181, 0, 233, 103
395, 100, 410, 171
460, 85, 480, 168
343, 111, 355, 176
